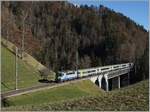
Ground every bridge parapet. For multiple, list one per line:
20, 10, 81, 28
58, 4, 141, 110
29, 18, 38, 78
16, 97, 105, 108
107, 68, 130, 79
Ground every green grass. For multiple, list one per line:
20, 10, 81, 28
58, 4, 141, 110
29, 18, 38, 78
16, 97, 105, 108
1, 45, 42, 92
1, 38, 55, 80
2, 80, 149, 111
2, 80, 102, 107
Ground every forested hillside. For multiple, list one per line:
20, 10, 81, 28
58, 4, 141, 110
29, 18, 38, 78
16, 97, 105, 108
1, 1, 149, 83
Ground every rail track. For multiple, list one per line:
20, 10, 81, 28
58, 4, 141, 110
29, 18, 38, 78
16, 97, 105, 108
1, 75, 94, 99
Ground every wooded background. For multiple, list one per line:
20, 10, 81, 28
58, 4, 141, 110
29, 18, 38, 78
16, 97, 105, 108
1, 1, 149, 83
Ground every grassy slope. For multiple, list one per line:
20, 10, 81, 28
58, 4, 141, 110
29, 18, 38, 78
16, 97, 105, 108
3, 79, 149, 111
1, 38, 55, 80
2, 80, 102, 107
1, 45, 42, 92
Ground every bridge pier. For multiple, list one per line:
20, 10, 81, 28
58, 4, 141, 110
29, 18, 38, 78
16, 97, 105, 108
98, 75, 103, 88
128, 72, 130, 85
104, 73, 109, 91
118, 76, 120, 89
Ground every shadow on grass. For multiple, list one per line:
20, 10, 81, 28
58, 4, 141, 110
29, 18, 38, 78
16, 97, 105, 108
1, 98, 10, 107
38, 79, 55, 83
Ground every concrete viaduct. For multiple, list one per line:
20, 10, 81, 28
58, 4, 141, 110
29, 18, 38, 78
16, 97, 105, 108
90, 66, 133, 91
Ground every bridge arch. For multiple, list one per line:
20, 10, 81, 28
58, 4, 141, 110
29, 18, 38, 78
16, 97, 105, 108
101, 76, 106, 90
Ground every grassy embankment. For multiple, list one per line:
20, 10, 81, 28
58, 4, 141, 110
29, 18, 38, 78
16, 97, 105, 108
2, 79, 149, 111
2, 80, 102, 107
1, 45, 42, 92
1, 38, 55, 92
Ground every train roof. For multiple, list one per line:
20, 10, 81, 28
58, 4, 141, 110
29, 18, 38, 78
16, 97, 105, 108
58, 63, 133, 73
